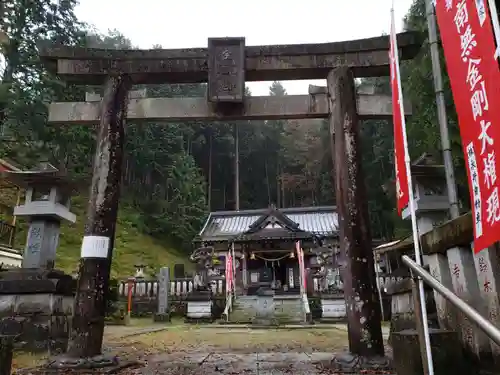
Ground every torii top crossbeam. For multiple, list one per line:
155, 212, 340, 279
38, 32, 422, 85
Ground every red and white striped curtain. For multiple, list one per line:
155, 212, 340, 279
295, 241, 306, 294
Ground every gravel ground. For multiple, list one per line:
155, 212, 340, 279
13, 321, 394, 375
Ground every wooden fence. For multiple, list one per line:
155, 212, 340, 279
118, 276, 226, 316
119, 275, 333, 316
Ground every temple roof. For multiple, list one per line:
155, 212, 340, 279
196, 206, 339, 243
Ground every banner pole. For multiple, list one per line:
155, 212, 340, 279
486, 0, 500, 59
391, 4, 435, 375
424, 0, 460, 219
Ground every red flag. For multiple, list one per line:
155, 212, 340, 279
296, 241, 306, 292
389, 12, 410, 216
225, 251, 233, 293
436, 0, 500, 252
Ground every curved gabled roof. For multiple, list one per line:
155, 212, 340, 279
196, 206, 339, 243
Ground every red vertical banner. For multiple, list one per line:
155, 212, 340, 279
225, 251, 233, 293
296, 241, 306, 292
389, 15, 410, 216
435, 0, 500, 252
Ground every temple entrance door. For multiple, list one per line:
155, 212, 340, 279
271, 258, 287, 290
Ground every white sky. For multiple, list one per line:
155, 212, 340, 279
75, 0, 414, 95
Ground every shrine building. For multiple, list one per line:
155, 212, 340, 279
193, 205, 340, 296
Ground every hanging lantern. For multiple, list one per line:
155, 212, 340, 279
250, 252, 256, 260
289, 251, 295, 259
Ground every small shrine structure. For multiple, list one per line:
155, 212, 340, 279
193, 205, 339, 295
191, 205, 341, 324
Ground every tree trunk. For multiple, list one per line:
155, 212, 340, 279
234, 124, 240, 210
0, 5, 25, 135
265, 160, 271, 206
223, 184, 227, 209
281, 176, 285, 208
66, 73, 131, 358
327, 66, 384, 357
208, 131, 213, 211
276, 170, 281, 208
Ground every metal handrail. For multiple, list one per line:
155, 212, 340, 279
402, 255, 500, 346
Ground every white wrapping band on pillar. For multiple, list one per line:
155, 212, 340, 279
80, 235, 110, 258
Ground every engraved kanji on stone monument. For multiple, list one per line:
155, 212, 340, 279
208, 37, 245, 103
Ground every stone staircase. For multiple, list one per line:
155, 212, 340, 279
229, 295, 259, 323
228, 294, 305, 325
273, 295, 305, 323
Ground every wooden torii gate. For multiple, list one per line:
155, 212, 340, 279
40, 31, 422, 371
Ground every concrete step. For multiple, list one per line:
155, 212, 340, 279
229, 296, 306, 324
274, 298, 304, 323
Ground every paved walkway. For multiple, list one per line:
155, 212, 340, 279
128, 352, 395, 374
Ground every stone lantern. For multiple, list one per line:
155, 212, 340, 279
6, 162, 76, 269
400, 153, 451, 231
186, 246, 214, 322
134, 263, 146, 279
0, 162, 77, 353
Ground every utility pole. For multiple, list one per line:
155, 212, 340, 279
425, 0, 460, 219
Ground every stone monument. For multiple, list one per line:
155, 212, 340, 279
0, 163, 76, 352
154, 267, 171, 322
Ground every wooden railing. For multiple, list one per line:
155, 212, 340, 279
118, 274, 336, 317
118, 276, 226, 299
117, 276, 227, 317
0, 221, 15, 248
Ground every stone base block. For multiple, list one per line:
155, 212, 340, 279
392, 328, 473, 375
153, 313, 171, 323
185, 316, 214, 324
186, 300, 212, 321
329, 352, 392, 373
16, 355, 141, 374
0, 269, 75, 353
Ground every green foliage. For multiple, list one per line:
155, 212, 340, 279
13, 195, 189, 278
137, 151, 208, 250
401, 0, 469, 206
0, 0, 471, 260
355, 0, 470, 239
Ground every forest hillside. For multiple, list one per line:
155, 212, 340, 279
0, 0, 469, 277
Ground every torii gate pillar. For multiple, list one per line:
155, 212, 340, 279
328, 66, 390, 372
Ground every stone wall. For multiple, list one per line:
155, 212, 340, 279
0, 293, 73, 352
386, 278, 439, 344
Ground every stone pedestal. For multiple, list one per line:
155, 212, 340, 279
447, 245, 492, 361
0, 269, 75, 353
386, 278, 439, 344
472, 244, 500, 364
392, 328, 473, 375
185, 289, 213, 323
417, 215, 457, 332
320, 294, 347, 322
